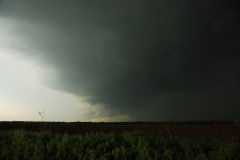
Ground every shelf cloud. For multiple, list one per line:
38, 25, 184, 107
0, 0, 239, 121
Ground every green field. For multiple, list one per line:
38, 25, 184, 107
0, 130, 240, 160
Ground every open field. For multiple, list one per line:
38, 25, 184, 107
1, 121, 240, 142
1, 122, 240, 159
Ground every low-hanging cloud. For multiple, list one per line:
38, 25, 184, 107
1, 0, 240, 121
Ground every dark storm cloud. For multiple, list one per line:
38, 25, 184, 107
1, 0, 240, 120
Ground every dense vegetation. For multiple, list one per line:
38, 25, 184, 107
0, 130, 239, 160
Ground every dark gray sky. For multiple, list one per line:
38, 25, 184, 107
0, 0, 239, 121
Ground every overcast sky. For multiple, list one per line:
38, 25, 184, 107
0, 0, 239, 121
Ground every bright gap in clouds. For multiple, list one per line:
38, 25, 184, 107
0, 50, 94, 121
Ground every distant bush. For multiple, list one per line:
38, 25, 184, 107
0, 130, 239, 160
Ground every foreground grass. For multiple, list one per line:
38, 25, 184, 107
0, 130, 240, 160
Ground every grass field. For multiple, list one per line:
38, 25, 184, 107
0, 129, 240, 160
1, 121, 240, 159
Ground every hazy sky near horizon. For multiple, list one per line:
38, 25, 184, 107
0, 0, 239, 121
